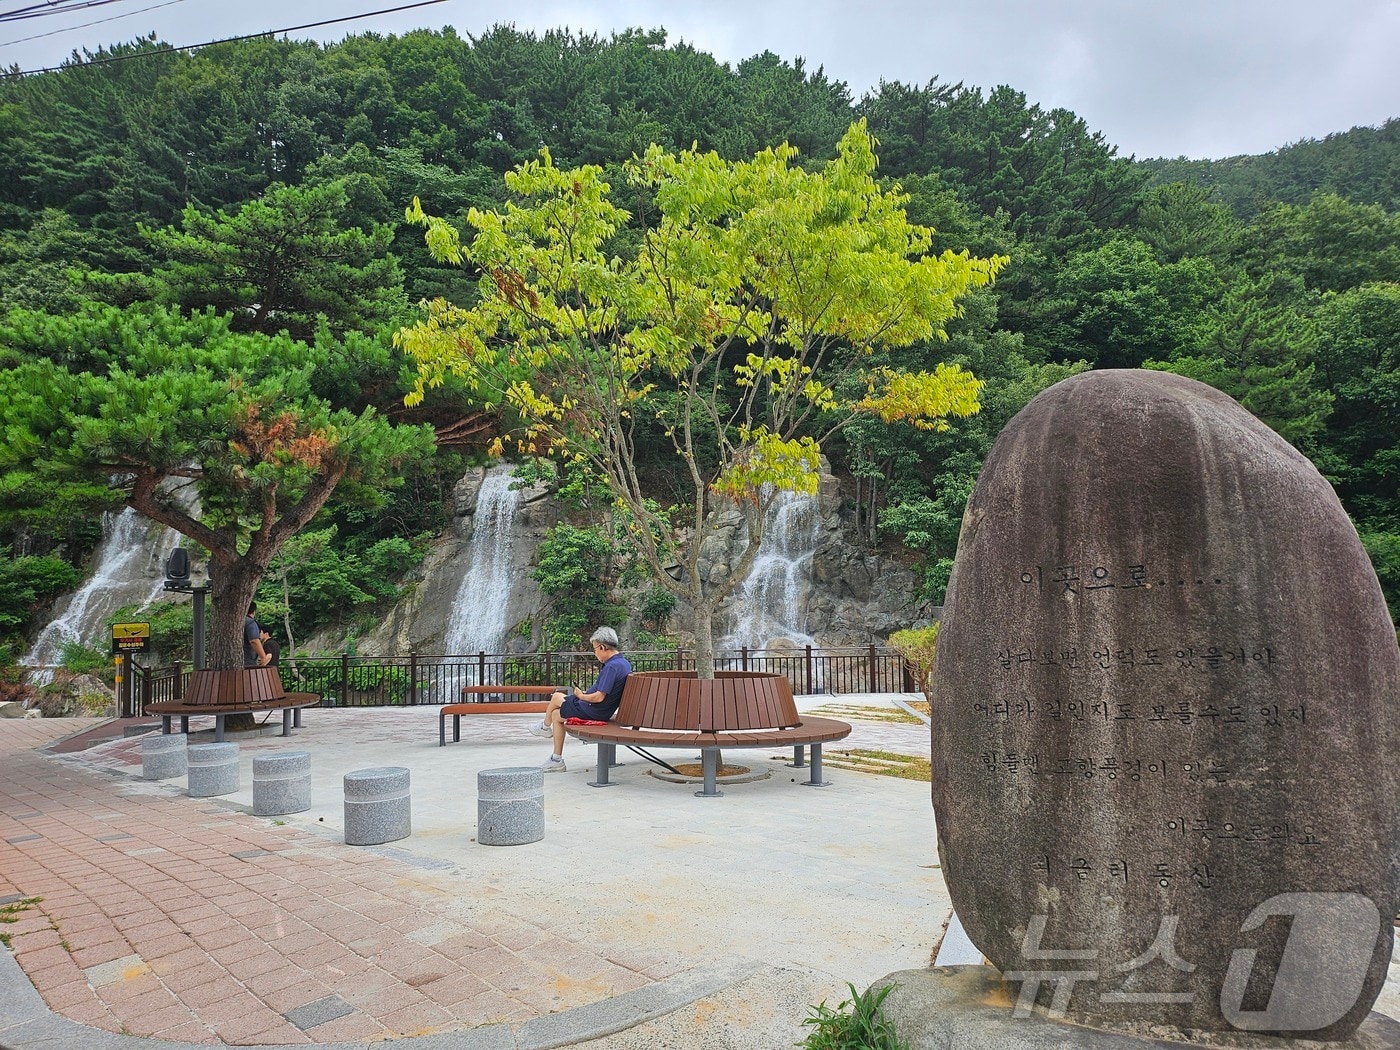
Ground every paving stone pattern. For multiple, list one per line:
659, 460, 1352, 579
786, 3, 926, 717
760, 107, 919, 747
0, 718, 673, 1044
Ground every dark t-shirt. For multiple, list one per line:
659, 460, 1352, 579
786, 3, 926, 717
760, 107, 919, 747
243, 616, 262, 667
566, 653, 631, 720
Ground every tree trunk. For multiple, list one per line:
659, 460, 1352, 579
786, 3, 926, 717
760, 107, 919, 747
692, 602, 715, 680
207, 558, 267, 732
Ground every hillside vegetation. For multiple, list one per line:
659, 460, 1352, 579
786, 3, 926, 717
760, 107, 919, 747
2, 26, 1398, 665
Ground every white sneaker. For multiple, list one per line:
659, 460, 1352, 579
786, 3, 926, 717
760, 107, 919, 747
540, 756, 567, 772
527, 720, 552, 738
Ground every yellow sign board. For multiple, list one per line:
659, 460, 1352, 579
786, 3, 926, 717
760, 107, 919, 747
111, 622, 151, 654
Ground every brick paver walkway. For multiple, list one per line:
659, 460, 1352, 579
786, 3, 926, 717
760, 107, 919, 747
0, 718, 670, 1045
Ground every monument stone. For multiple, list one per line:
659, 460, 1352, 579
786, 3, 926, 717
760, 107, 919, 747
919, 370, 1400, 1040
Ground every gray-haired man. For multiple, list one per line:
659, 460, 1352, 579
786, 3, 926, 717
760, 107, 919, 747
529, 626, 631, 772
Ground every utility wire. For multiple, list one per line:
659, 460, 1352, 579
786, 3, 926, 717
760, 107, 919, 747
0, 0, 447, 76
0, 0, 184, 48
0, 0, 139, 24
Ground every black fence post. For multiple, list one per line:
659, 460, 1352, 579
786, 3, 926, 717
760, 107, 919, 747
409, 651, 418, 706
741, 645, 749, 672
477, 651, 486, 688
804, 645, 813, 695
138, 660, 151, 716
172, 660, 183, 701
340, 651, 350, 707
868, 644, 878, 693
545, 652, 552, 687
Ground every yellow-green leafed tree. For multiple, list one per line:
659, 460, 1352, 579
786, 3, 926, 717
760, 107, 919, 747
890, 623, 940, 705
396, 121, 1005, 677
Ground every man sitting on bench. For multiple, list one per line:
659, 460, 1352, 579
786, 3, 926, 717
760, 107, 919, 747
529, 626, 631, 772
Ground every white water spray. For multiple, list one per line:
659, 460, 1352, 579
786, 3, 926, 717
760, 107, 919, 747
723, 489, 823, 650
23, 508, 181, 679
442, 465, 524, 658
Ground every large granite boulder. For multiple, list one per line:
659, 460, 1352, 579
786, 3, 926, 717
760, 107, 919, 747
931, 370, 1400, 1039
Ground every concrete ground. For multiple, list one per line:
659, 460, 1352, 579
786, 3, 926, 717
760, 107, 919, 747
3, 694, 1397, 1049
1, 694, 947, 1048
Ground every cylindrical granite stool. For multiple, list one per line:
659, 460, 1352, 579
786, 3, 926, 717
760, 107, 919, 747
187, 742, 239, 797
343, 766, 410, 845
252, 750, 311, 816
477, 766, 544, 846
141, 733, 187, 781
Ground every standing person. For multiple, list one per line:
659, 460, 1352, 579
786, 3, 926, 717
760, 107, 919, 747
244, 602, 271, 668
529, 626, 630, 772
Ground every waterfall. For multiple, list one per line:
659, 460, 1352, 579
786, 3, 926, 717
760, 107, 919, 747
23, 507, 181, 678
442, 465, 524, 659
723, 489, 822, 650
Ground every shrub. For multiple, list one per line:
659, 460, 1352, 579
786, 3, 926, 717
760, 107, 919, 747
801, 983, 907, 1050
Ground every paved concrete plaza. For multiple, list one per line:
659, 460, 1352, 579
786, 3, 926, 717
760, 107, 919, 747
2, 695, 1397, 1048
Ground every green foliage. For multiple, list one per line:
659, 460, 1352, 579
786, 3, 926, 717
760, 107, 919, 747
0, 301, 437, 670
0, 551, 79, 630
143, 179, 407, 339
343, 663, 412, 705
398, 121, 1000, 673
264, 527, 426, 638
1360, 533, 1400, 624
636, 586, 677, 630
3, 24, 1398, 646
889, 624, 939, 703
1144, 272, 1333, 449
59, 640, 111, 681
800, 983, 908, 1050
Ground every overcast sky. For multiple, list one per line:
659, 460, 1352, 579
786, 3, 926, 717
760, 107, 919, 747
4, 0, 1397, 160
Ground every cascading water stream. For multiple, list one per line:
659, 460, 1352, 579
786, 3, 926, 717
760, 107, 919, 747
23, 507, 181, 681
723, 489, 823, 651
442, 466, 524, 671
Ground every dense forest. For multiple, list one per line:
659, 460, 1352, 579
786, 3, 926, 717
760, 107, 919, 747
2, 26, 1398, 674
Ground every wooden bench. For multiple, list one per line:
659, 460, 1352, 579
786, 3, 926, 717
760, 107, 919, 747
146, 692, 320, 743
439, 685, 559, 746
564, 671, 852, 797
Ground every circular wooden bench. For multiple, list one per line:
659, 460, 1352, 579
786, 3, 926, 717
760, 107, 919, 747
564, 670, 853, 796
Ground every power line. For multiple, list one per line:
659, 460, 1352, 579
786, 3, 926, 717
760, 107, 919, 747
0, 0, 448, 76
0, 0, 185, 49
0, 1, 139, 25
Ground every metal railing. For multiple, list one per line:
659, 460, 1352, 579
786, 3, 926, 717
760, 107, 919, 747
129, 645, 913, 716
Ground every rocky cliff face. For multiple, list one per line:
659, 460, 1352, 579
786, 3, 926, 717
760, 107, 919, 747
699, 470, 926, 648
314, 466, 923, 655
353, 467, 556, 655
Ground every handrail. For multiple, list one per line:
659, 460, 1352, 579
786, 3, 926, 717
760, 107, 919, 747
129, 645, 915, 716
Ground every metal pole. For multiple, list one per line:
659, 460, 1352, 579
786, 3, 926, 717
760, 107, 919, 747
192, 588, 207, 670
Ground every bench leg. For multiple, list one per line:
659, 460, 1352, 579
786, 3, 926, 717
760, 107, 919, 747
282, 709, 292, 736
787, 744, 807, 769
439, 711, 446, 747
293, 708, 303, 729
588, 743, 616, 788
695, 747, 724, 798
214, 715, 225, 743
454, 714, 461, 743
161, 715, 172, 735
802, 743, 830, 787
180, 716, 189, 734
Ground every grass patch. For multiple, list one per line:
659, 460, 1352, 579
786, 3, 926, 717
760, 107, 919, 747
808, 703, 923, 725
0, 896, 43, 948
801, 982, 908, 1049
822, 749, 931, 782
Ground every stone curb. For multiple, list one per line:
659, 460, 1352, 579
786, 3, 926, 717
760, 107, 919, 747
0, 946, 762, 1050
